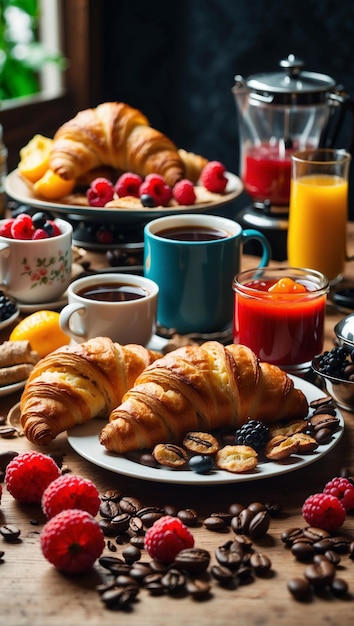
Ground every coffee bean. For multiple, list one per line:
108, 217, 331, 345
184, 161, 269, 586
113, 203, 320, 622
0, 524, 21, 541
99, 500, 120, 519
287, 577, 312, 600
233, 534, 253, 551
0, 450, 18, 470
129, 535, 145, 550
210, 564, 235, 586
248, 510, 270, 539
98, 519, 118, 537
177, 508, 199, 526
128, 516, 144, 536
303, 527, 331, 542
163, 504, 178, 517
129, 563, 152, 581
228, 502, 245, 517
0, 426, 18, 438
291, 539, 315, 562
331, 577, 349, 597
329, 535, 350, 553
309, 395, 333, 409
161, 568, 186, 593
110, 513, 131, 534
215, 543, 242, 570
99, 555, 125, 571
281, 527, 304, 546
210, 511, 232, 525
174, 548, 210, 573
122, 545, 141, 564
247, 502, 266, 513
250, 552, 272, 575
314, 428, 333, 445
101, 584, 139, 609
203, 516, 226, 531
231, 508, 255, 534
186, 578, 211, 598
120, 496, 142, 515
304, 560, 335, 589
313, 538, 334, 554
236, 564, 254, 582
101, 489, 121, 502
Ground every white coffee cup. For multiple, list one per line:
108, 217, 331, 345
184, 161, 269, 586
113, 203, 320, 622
59, 273, 159, 345
0, 217, 72, 304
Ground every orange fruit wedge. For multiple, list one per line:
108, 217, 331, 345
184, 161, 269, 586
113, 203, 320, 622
18, 135, 53, 183
33, 169, 76, 200
9, 310, 70, 358
268, 277, 307, 294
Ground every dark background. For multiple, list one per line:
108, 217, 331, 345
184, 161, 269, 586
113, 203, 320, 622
100, 0, 354, 221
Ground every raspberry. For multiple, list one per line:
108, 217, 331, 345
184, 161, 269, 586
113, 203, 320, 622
32, 228, 49, 239
114, 172, 143, 198
235, 419, 270, 452
302, 493, 346, 533
10, 213, 34, 240
139, 174, 172, 207
200, 161, 228, 193
0, 218, 14, 238
5, 451, 61, 504
40, 509, 105, 574
41, 474, 100, 519
173, 179, 196, 205
87, 177, 115, 207
323, 477, 354, 512
144, 515, 194, 563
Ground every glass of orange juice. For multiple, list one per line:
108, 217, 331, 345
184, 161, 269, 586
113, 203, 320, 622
287, 149, 352, 284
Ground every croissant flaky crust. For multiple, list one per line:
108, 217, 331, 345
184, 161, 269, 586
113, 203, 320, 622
20, 337, 160, 446
49, 102, 186, 187
100, 342, 309, 454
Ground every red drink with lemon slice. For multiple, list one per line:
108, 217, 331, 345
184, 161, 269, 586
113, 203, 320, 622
232, 268, 329, 371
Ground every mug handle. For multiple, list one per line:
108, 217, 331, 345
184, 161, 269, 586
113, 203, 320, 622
0, 241, 10, 289
242, 229, 271, 267
59, 303, 87, 341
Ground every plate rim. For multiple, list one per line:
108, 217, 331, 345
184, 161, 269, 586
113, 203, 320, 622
67, 375, 344, 485
5, 169, 243, 225
0, 379, 26, 397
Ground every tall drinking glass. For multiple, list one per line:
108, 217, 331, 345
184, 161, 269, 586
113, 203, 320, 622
287, 149, 352, 284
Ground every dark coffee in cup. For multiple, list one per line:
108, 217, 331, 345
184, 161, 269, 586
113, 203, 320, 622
77, 282, 148, 302
156, 225, 230, 241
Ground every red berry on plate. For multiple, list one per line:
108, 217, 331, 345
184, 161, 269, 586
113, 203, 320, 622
10, 213, 34, 240
115, 172, 143, 198
0, 218, 14, 238
323, 476, 354, 512
139, 174, 172, 207
87, 177, 115, 207
200, 161, 228, 193
5, 451, 61, 504
173, 179, 196, 205
41, 474, 100, 519
40, 508, 105, 574
144, 515, 194, 563
302, 492, 346, 533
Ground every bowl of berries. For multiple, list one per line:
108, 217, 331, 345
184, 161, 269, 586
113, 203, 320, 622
312, 344, 354, 412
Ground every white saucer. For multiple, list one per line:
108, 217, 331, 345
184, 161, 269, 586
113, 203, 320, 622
0, 379, 26, 397
16, 295, 68, 313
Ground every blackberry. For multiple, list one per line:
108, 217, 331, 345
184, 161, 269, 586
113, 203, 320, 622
235, 419, 270, 452
0, 291, 17, 322
316, 346, 354, 380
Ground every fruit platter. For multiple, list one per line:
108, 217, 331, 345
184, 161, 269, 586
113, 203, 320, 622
5, 102, 243, 226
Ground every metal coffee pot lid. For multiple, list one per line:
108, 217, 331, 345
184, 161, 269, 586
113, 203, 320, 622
238, 54, 337, 105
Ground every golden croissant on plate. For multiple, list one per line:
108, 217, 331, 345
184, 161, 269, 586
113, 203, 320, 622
49, 101, 200, 187
20, 337, 160, 445
99, 342, 309, 454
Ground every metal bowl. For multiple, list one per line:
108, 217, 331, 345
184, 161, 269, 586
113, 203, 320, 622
312, 354, 354, 412
334, 313, 354, 351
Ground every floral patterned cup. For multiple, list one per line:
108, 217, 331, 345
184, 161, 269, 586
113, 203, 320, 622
0, 217, 72, 304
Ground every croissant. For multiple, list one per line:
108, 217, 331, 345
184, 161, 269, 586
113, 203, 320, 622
49, 101, 186, 187
20, 336, 160, 446
100, 342, 309, 454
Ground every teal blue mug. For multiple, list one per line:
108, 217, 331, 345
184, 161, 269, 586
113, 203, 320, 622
144, 214, 271, 334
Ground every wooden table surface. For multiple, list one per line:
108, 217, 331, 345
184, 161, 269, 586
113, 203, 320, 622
2, 223, 354, 626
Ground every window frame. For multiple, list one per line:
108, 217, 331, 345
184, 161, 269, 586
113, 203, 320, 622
0, 0, 104, 171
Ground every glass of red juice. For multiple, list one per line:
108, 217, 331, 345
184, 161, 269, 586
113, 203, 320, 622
232, 267, 329, 373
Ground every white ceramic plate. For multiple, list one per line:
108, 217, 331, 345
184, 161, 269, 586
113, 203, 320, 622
5, 170, 243, 226
68, 376, 344, 485
16, 295, 68, 314
0, 379, 26, 397
0, 308, 20, 331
